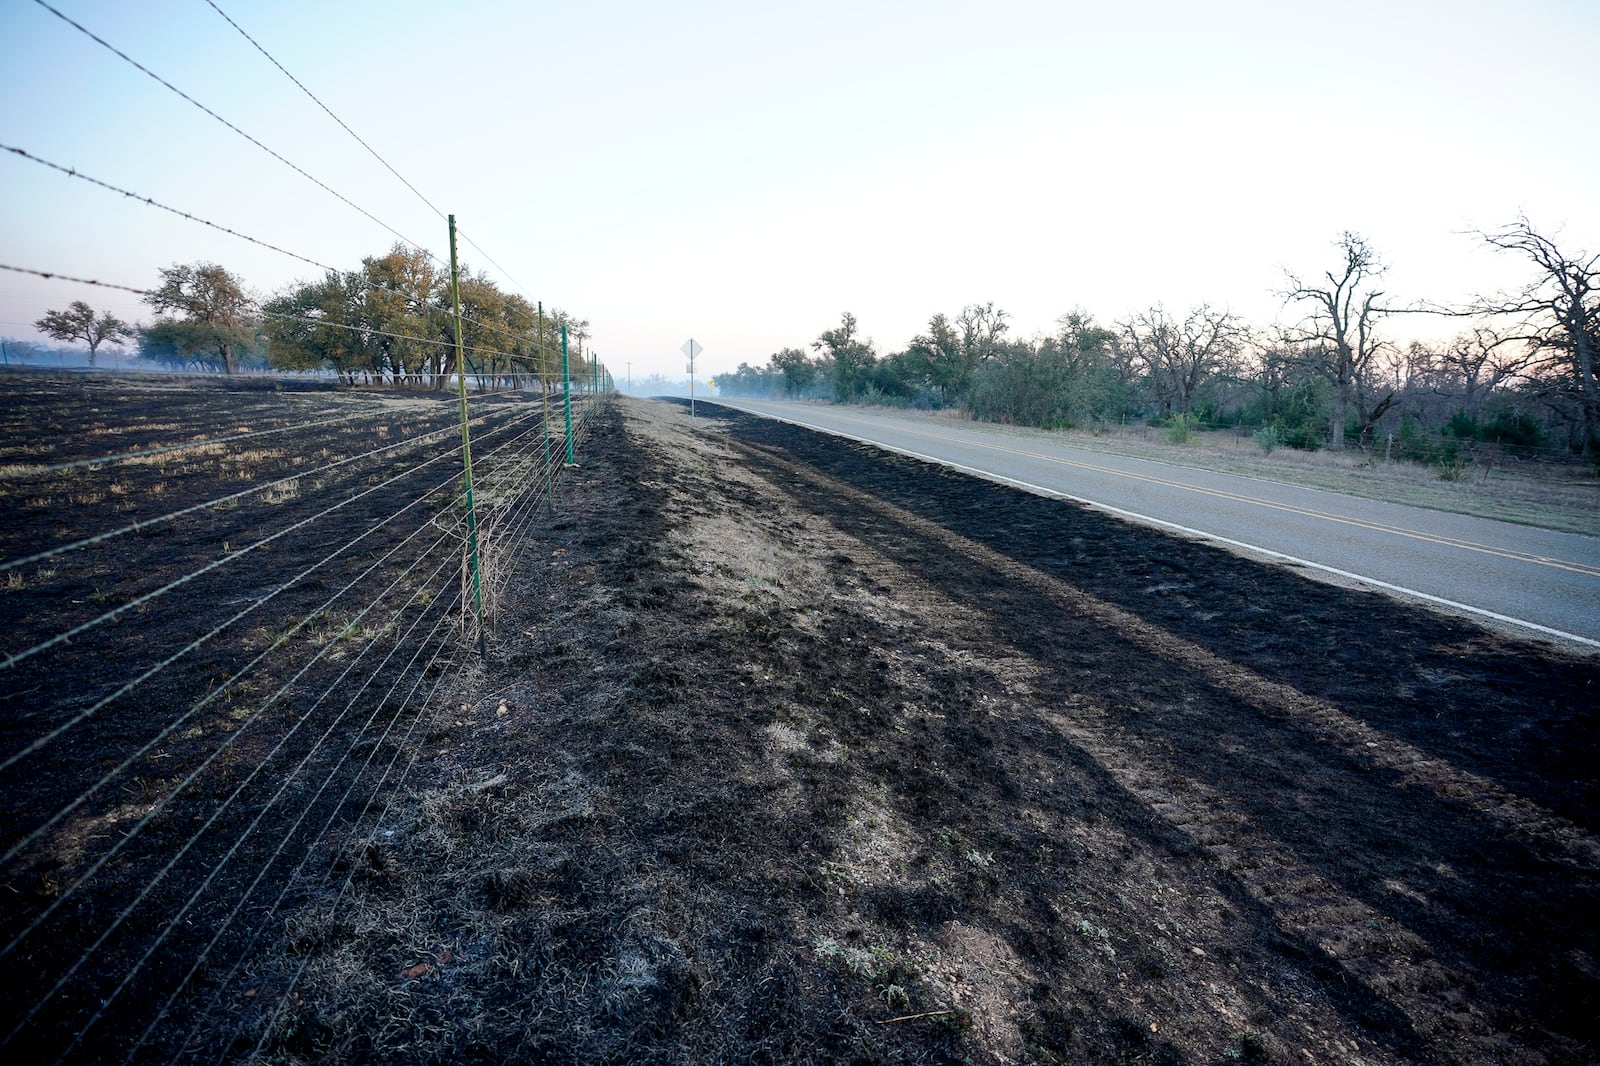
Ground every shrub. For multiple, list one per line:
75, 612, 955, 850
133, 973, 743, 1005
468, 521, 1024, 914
1252, 424, 1280, 454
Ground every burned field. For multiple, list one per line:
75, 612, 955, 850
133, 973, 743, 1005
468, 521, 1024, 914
3, 383, 1597, 1064
0, 374, 578, 1062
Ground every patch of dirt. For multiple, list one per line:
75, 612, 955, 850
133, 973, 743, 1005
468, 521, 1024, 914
228, 398, 1598, 1065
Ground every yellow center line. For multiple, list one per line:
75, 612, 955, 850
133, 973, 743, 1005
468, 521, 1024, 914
791, 407, 1600, 580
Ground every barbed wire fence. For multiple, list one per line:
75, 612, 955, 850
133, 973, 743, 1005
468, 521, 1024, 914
1, 2, 622, 1061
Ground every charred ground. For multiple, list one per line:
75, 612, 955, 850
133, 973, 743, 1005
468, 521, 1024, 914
232, 397, 1597, 1065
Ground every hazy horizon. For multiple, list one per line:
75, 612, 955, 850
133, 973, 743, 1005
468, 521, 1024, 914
4, 0, 1596, 379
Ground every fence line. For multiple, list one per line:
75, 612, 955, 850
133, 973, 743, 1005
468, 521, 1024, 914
0, 401, 546, 821
0, 401, 527, 675
133, 572, 469, 1063
0, 480, 468, 939
11, 513, 468, 1053
0, 385, 611, 1060
0, 395, 517, 571
59, 518, 477, 1060
8, 5, 620, 1055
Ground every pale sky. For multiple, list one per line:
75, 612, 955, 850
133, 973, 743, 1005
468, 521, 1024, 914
2, 0, 1596, 380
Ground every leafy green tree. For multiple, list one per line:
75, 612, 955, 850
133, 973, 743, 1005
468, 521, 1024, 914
143, 262, 256, 374
263, 270, 373, 380
814, 312, 876, 402
968, 311, 1123, 428
769, 346, 818, 396
360, 244, 446, 385
900, 313, 965, 400
34, 300, 133, 367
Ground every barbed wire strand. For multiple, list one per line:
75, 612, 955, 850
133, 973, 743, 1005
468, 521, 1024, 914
2, 144, 339, 272
0, 142, 551, 355
30, 0, 431, 257
194, 1, 543, 309
200, 0, 447, 222
0, 262, 151, 296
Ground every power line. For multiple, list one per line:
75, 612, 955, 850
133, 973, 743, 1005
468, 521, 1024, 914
31, 0, 430, 257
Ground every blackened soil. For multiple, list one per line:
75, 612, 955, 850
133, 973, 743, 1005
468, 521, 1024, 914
238, 398, 1597, 1065
0, 376, 573, 1063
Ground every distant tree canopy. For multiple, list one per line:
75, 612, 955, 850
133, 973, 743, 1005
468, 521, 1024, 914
261, 244, 576, 389
141, 262, 259, 374
726, 222, 1594, 460
35, 301, 133, 367
84, 218, 1595, 460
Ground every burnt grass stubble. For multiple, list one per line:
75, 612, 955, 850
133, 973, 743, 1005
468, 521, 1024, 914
0, 376, 558, 1062
2, 380, 1594, 1064
218, 397, 1597, 1065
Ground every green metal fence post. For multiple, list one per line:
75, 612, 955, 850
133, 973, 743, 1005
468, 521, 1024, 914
539, 302, 554, 511
448, 214, 487, 658
561, 323, 575, 464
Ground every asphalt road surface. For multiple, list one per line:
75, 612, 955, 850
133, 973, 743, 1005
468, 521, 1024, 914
703, 398, 1600, 650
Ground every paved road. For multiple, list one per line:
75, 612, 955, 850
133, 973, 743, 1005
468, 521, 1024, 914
704, 398, 1600, 649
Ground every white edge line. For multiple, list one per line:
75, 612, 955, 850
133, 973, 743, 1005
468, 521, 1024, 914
708, 400, 1600, 651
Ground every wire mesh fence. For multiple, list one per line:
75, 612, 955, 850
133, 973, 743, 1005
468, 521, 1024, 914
0, 372, 608, 1062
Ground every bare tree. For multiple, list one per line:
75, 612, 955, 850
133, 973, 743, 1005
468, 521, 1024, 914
34, 300, 133, 368
956, 302, 1010, 366
1120, 304, 1248, 419
1281, 232, 1393, 449
1427, 326, 1537, 417
1470, 217, 1599, 454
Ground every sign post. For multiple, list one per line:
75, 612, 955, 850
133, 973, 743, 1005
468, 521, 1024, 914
681, 338, 702, 417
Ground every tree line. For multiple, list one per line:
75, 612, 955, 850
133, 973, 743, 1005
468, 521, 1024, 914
716, 221, 1599, 459
33, 247, 594, 389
